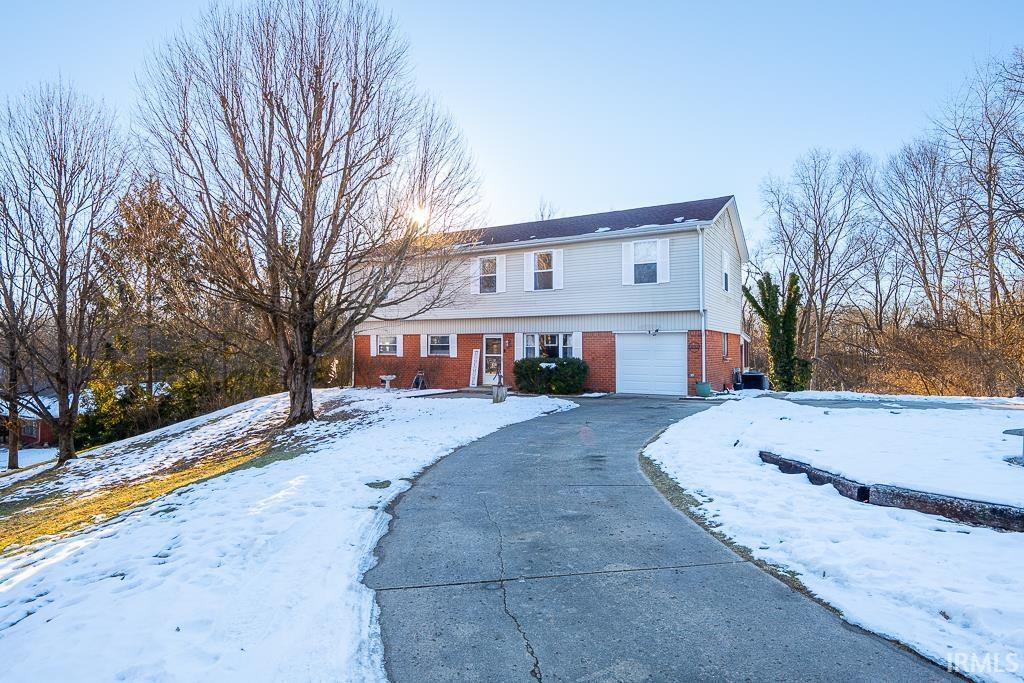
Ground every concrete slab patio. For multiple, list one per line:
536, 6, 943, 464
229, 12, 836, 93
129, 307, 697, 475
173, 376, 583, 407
363, 396, 956, 682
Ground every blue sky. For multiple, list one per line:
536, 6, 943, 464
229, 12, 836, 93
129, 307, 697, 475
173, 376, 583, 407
1, 1, 1022, 242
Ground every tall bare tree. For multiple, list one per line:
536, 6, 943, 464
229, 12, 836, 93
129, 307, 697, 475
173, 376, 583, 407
861, 138, 962, 326
0, 82, 128, 465
142, 0, 478, 425
762, 149, 868, 384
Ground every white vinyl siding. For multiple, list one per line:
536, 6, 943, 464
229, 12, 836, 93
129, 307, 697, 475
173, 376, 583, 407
361, 311, 704, 335
704, 212, 744, 334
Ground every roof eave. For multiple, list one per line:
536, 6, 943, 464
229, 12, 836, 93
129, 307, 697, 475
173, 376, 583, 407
454, 219, 715, 254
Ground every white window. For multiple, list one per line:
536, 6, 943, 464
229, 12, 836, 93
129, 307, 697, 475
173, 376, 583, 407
722, 333, 729, 359
633, 240, 658, 284
523, 250, 562, 292
428, 335, 451, 356
533, 251, 553, 290
22, 420, 38, 438
622, 239, 669, 285
523, 333, 574, 359
723, 249, 732, 292
377, 335, 398, 355
479, 256, 497, 293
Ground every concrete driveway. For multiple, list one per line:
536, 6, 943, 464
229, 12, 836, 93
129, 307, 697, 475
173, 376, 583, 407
363, 396, 955, 682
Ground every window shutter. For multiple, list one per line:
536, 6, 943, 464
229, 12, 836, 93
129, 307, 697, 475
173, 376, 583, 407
396, 335, 404, 358
514, 333, 524, 361
369, 335, 377, 357
496, 254, 506, 293
657, 238, 671, 284
523, 252, 534, 291
448, 334, 458, 358
572, 331, 583, 359
621, 242, 634, 285
420, 334, 428, 357
470, 258, 480, 295
552, 249, 564, 290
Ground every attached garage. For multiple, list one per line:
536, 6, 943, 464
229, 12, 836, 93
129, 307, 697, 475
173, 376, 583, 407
614, 332, 688, 395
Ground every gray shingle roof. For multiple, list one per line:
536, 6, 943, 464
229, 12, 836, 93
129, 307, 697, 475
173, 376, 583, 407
466, 196, 732, 247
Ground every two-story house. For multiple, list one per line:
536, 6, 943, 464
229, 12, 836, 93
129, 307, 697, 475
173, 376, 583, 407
353, 195, 749, 395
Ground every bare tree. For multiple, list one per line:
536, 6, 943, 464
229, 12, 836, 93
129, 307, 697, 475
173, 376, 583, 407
142, 0, 478, 425
0, 213, 36, 469
943, 60, 1022, 324
0, 82, 128, 465
535, 198, 559, 221
761, 149, 868, 384
861, 138, 962, 326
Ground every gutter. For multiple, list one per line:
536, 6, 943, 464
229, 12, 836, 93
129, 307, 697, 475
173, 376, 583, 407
698, 226, 707, 384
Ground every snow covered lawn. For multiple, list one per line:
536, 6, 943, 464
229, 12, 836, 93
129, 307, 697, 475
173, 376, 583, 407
0, 388, 573, 681
2, 447, 57, 471
788, 389, 1024, 409
645, 397, 1024, 681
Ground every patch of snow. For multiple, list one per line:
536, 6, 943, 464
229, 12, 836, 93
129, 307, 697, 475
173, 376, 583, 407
2, 447, 57, 471
645, 400, 1024, 679
789, 390, 1024, 408
594, 227, 611, 233
539, 362, 557, 369
0, 388, 574, 681
578, 392, 607, 398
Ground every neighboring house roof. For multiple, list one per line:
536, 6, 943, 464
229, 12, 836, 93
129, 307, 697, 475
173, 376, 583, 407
459, 196, 734, 248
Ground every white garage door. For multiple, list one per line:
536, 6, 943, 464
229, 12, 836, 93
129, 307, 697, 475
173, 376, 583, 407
615, 332, 688, 395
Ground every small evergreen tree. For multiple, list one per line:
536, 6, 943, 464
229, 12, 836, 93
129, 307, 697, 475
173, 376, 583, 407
743, 273, 811, 391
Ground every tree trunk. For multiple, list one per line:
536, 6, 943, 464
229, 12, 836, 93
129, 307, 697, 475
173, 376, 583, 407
284, 315, 316, 426
55, 421, 76, 466
285, 354, 316, 425
5, 334, 18, 469
5, 407, 18, 470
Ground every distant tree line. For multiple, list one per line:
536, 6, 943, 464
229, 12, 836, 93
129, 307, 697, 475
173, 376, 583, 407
0, 0, 478, 468
748, 53, 1024, 396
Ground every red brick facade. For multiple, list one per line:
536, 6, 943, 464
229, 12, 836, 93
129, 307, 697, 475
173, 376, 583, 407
355, 329, 740, 395
689, 329, 742, 394
581, 332, 615, 392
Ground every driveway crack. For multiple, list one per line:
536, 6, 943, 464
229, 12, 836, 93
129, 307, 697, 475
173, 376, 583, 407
481, 495, 543, 682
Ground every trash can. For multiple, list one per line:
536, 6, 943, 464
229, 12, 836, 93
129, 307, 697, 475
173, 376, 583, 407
695, 381, 712, 398
741, 372, 768, 391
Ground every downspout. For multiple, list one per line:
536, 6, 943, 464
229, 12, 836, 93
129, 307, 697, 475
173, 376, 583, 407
698, 227, 707, 384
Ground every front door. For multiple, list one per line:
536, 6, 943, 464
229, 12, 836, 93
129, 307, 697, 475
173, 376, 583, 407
483, 335, 503, 385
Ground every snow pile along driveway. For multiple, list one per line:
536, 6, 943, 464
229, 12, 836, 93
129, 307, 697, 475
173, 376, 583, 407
645, 398, 1024, 682
0, 389, 574, 682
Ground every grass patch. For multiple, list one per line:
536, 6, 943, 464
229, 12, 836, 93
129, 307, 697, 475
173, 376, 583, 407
0, 439, 273, 555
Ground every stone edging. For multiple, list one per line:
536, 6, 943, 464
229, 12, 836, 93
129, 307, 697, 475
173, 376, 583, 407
759, 451, 1024, 532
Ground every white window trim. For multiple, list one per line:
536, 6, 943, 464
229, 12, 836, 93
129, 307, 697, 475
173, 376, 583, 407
622, 238, 670, 285
521, 332, 582, 359
524, 249, 562, 291
427, 334, 457, 357
374, 334, 401, 357
475, 255, 505, 295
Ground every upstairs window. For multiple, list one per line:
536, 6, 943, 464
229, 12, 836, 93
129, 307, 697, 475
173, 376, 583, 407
633, 240, 658, 284
723, 249, 732, 292
479, 256, 497, 293
622, 239, 669, 285
428, 335, 450, 356
534, 251, 553, 290
377, 335, 398, 355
